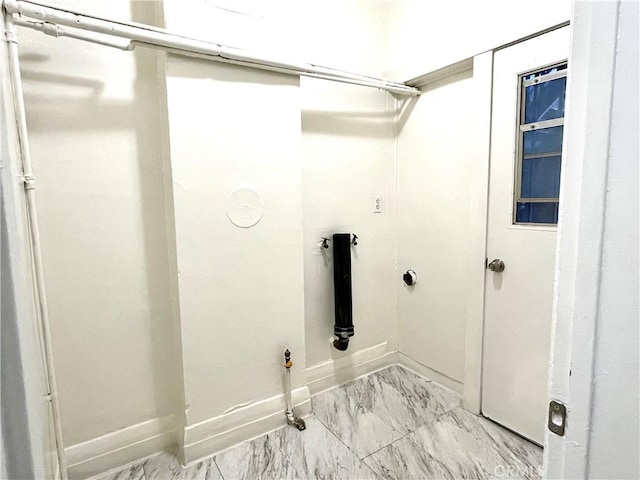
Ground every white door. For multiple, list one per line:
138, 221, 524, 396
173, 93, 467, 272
482, 27, 570, 445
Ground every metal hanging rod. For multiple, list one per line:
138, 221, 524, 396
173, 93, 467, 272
3, 0, 421, 96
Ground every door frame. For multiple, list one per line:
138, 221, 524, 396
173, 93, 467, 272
461, 24, 571, 417
460, 50, 493, 416
544, 1, 634, 477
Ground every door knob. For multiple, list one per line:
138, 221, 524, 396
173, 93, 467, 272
487, 259, 505, 272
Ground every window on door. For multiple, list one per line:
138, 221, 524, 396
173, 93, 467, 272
514, 63, 567, 225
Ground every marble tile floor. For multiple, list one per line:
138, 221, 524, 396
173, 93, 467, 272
91, 365, 542, 480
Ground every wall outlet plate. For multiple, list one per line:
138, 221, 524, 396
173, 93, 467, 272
373, 195, 383, 213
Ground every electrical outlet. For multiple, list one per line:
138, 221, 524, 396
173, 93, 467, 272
373, 195, 383, 213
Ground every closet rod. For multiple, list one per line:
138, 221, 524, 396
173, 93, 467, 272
4, 0, 421, 96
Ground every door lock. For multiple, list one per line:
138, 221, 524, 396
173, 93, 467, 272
487, 258, 505, 272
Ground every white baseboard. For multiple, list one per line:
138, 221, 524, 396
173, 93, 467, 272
183, 341, 398, 464
65, 415, 175, 480
64, 349, 464, 478
397, 352, 464, 394
182, 386, 311, 465
303, 345, 463, 397
305, 342, 397, 395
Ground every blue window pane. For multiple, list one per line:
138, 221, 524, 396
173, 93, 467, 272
524, 76, 567, 123
521, 155, 561, 198
523, 126, 564, 155
516, 202, 559, 224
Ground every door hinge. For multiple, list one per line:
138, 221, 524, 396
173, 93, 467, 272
548, 400, 566, 436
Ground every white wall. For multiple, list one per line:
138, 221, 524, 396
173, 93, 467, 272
18, 0, 179, 448
299, 2, 398, 370
162, 0, 307, 447
161, 0, 399, 459
164, 56, 305, 427
163, 0, 401, 384
396, 65, 484, 387
302, 80, 397, 368
386, 0, 572, 81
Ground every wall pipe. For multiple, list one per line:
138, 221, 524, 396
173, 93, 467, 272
13, 17, 134, 50
3, 14, 68, 480
130, 41, 420, 94
10, 20, 410, 93
3, 0, 421, 96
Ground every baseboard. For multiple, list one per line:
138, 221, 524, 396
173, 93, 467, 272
305, 342, 397, 395
182, 386, 312, 465
65, 415, 175, 480
397, 352, 464, 394
64, 349, 461, 478
186, 342, 397, 463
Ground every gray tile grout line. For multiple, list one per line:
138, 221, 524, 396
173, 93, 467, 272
296, 367, 428, 468
311, 416, 383, 480
359, 417, 488, 480
212, 457, 225, 480
270, 419, 386, 480
327, 367, 398, 480
313, 385, 360, 451
310, 371, 447, 478
312, 368, 461, 464
140, 449, 179, 480
359, 389, 463, 464
311, 412, 362, 459
140, 458, 150, 480
141, 448, 226, 480
341, 371, 411, 453
88, 459, 147, 480
369, 370, 463, 443
360, 427, 414, 462
359, 461, 383, 480
105, 461, 146, 480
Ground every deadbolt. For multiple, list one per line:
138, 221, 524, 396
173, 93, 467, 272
487, 259, 505, 272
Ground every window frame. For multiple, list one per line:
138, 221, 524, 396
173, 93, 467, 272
513, 61, 568, 226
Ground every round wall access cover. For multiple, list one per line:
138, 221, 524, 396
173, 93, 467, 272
226, 188, 263, 228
